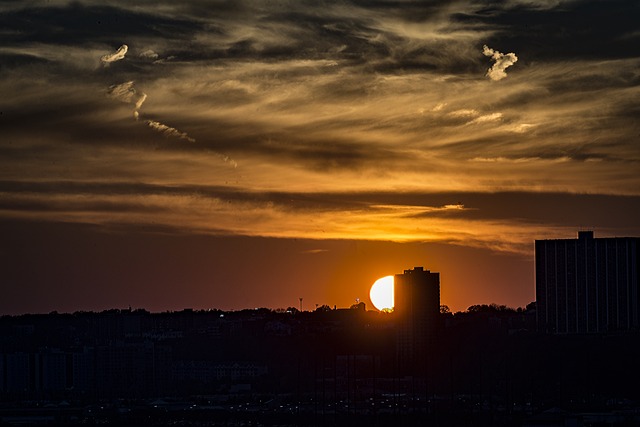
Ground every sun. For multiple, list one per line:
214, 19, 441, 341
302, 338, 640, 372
369, 275, 394, 312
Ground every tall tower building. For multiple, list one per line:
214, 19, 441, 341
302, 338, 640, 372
535, 231, 640, 334
394, 267, 440, 374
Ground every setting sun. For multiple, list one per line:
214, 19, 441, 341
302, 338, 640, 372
370, 275, 394, 311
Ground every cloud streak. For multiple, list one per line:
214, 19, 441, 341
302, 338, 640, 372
105, 77, 195, 144
145, 120, 195, 142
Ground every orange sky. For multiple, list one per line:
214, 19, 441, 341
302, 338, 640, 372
0, 0, 639, 314
1, 220, 535, 314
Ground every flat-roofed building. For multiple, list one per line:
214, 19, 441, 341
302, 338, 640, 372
394, 267, 440, 374
536, 231, 640, 333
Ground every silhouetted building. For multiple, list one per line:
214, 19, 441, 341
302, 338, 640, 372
4, 353, 31, 393
536, 231, 640, 333
39, 348, 69, 392
72, 347, 96, 394
394, 267, 440, 374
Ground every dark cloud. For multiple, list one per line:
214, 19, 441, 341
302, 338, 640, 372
0, 195, 161, 215
1, 180, 639, 234
0, 0, 481, 76
2, 0, 636, 73
0, 100, 155, 148
467, 0, 640, 61
407, 192, 640, 232
0, 52, 50, 70
0, 4, 203, 46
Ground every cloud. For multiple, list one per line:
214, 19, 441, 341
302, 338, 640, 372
502, 0, 567, 9
221, 155, 238, 168
482, 45, 518, 81
101, 47, 200, 144
107, 81, 138, 103
449, 109, 479, 118
468, 112, 503, 125
302, 249, 329, 254
145, 120, 196, 143
101, 44, 128, 64
1, 0, 640, 259
134, 93, 147, 120
5, 179, 638, 255
107, 81, 194, 141
107, 81, 147, 120
139, 49, 159, 60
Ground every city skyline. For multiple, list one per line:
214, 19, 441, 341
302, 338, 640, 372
1, 0, 639, 314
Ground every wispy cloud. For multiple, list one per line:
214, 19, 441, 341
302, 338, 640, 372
107, 81, 147, 120
104, 71, 196, 143
468, 112, 503, 125
139, 49, 159, 60
107, 81, 138, 103
302, 249, 330, 254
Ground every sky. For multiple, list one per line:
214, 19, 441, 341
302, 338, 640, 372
1, 0, 639, 315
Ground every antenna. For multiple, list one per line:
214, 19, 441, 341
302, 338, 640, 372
299, 297, 303, 312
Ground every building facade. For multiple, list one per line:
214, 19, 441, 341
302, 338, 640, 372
536, 231, 640, 333
394, 267, 440, 374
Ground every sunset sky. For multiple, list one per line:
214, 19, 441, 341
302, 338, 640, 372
1, 0, 639, 315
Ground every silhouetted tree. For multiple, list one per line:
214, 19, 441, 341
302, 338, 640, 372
350, 301, 366, 311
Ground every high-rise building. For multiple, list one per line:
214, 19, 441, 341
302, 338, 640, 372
535, 231, 640, 334
394, 267, 440, 373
